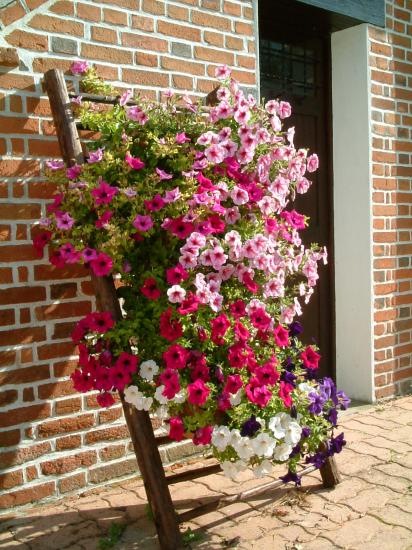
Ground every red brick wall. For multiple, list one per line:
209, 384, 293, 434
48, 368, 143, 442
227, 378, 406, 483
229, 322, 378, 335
369, 0, 412, 398
0, 0, 257, 509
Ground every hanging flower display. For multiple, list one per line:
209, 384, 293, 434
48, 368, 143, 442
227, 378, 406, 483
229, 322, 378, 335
35, 62, 349, 483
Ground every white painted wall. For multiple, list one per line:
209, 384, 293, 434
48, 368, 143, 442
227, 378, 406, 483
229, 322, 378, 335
331, 24, 375, 402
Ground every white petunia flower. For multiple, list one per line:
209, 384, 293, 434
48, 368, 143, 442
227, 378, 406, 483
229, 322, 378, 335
232, 436, 254, 461
221, 460, 247, 480
254, 459, 273, 479
154, 385, 169, 405
298, 382, 314, 393
212, 426, 232, 451
140, 360, 159, 381
284, 421, 302, 446
124, 385, 140, 404
153, 405, 169, 420
135, 395, 153, 411
251, 432, 277, 458
173, 389, 186, 404
273, 442, 293, 462
229, 389, 242, 406
268, 415, 286, 439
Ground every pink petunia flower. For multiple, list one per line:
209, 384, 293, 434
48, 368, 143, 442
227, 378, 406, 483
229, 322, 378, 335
119, 89, 133, 106
55, 211, 75, 230
187, 379, 210, 406
90, 252, 113, 277
132, 214, 153, 232
87, 148, 104, 164
125, 153, 145, 170
71, 60, 90, 75
215, 64, 231, 80
91, 180, 118, 206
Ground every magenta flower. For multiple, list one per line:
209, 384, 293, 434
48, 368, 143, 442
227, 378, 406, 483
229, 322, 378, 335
82, 247, 98, 263
156, 167, 173, 180
46, 160, 64, 171
86, 311, 114, 333
144, 194, 165, 212
175, 132, 190, 144
90, 252, 113, 277
66, 165, 82, 180
300, 346, 321, 370
70, 60, 90, 75
132, 214, 153, 232
91, 180, 118, 206
55, 211, 75, 230
187, 379, 210, 406
166, 264, 189, 285
163, 187, 181, 203
33, 231, 51, 257
119, 89, 133, 106
273, 325, 289, 347
168, 416, 185, 441
95, 210, 113, 228
140, 277, 161, 300
163, 344, 189, 370
87, 148, 104, 164
193, 425, 213, 446
125, 153, 145, 170
115, 352, 138, 373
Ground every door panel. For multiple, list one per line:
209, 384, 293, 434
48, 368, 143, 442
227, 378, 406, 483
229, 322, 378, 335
259, 13, 334, 379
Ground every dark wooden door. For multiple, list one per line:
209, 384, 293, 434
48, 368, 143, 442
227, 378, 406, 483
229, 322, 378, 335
259, 1, 334, 379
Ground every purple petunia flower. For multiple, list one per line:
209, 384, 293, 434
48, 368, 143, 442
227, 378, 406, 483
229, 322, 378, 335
280, 470, 301, 486
240, 415, 261, 437
55, 211, 75, 230
87, 148, 104, 164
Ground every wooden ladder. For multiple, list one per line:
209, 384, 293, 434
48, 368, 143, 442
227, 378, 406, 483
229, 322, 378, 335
44, 68, 340, 550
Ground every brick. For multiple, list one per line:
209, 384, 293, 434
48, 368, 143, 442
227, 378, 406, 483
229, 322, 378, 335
171, 42, 191, 58
172, 74, 194, 90
0, 482, 55, 509
91, 26, 118, 44
99, 444, 125, 461
235, 21, 254, 35
99, 406, 122, 424
223, 1, 241, 16
59, 472, 86, 493
225, 35, 244, 50
192, 10, 231, 31
195, 46, 234, 65
122, 68, 169, 87
0, 350, 15, 366
89, 457, 137, 483
53, 321, 76, 340
51, 36, 78, 55
81, 43, 133, 65
0, 403, 50, 428
0, 429, 20, 447
204, 30, 224, 47
201, 0, 219, 9
167, 4, 189, 20
35, 300, 91, 322
78, 3, 101, 22
0, 1, 26, 27
161, 56, 205, 76
38, 414, 95, 438
27, 181, 58, 198
54, 397, 82, 415
0, 389, 18, 407
0, 286, 46, 305
104, 7, 127, 25
18, 266, 29, 283
50, 0, 74, 15
237, 54, 256, 70
55, 435, 82, 450
0, 225, 10, 241
0, 470, 23, 490
41, 450, 96, 475
37, 341, 77, 360
34, 264, 89, 281
0, 47, 19, 68
121, 32, 168, 52
0, 326, 46, 347
142, 0, 165, 15
0, 159, 39, 177
23, 387, 35, 402
25, 465, 38, 481
26, 0, 47, 7
50, 283, 78, 300
130, 13, 153, 30
134, 52, 158, 67
158, 20, 201, 41
85, 425, 129, 444
0, 442, 51, 469
38, 381, 77, 400
0, 116, 38, 134
29, 14, 83, 37
0, 308, 14, 326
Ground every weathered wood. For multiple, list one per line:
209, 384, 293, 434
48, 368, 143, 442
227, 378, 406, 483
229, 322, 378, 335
44, 70, 84, 166
167, 463, 221, 485
178, 465, 317, 522
44, 69, 183, 550
319, 443, 341, 488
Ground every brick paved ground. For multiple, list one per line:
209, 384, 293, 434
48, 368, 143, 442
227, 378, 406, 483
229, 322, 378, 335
1, 396, 411, 550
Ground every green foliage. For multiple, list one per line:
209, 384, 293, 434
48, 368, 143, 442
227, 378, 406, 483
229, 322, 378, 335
98, 522, 126, 549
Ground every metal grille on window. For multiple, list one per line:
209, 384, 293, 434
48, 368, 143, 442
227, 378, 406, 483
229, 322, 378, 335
260, 39, 317, 100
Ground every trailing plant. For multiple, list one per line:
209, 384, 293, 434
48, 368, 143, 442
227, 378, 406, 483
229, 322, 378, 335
34, 61, 349, 483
